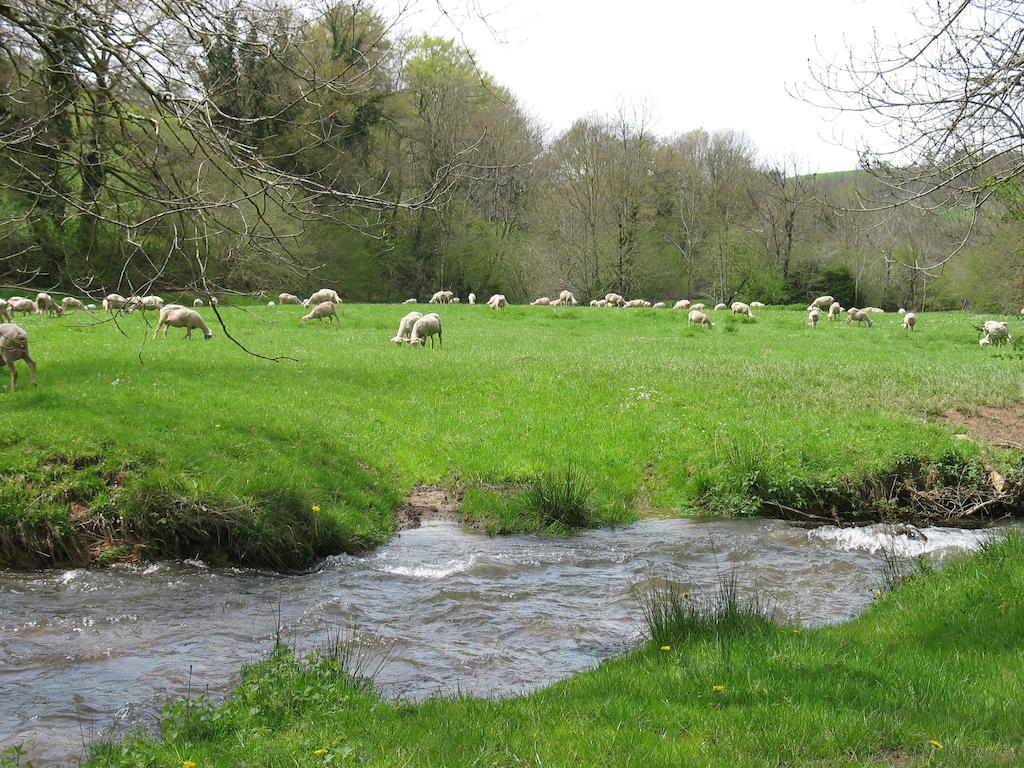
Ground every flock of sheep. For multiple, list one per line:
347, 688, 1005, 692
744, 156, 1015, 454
1, 285, 1021, 393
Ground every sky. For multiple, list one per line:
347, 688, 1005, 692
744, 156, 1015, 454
387, 0, 924, 172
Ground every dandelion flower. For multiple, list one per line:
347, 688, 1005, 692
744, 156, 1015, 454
712, 684, 726, 693
312, 505, 321, 513
182, 761, 198, 768
214, 424, 221, 429
682, 591, 690, 599
930, 739, 944, 750
313, 748, 328, 756
659, 645, 671, 652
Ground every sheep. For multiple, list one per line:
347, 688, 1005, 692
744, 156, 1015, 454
589, 299, 600, 307
7, 297, 40, 316
559, 290, 578, 306
605, 293, 626, 307
468, 293, 476, 305
279, 293, 302, 305
673, 299, 691, 310
429, 290, 447, 304
688, 309, 713, 328
898, 307, 907, 315
847, 308, 874, 327
307, 288, 341, 306
531, 297, 551, 305
135, 295, 164, 311
451, 297, 461, 304
61, 296, 84, 311
403, 298, 418, 305
410, 312, 442, 348
267, 301, 275, 307
750, 301, 765, 308
731, 301, 754, 317
808, 295, 835, 311
301, 301, 338, 323
36, 293, 62, 316
392, 311, 423, 344
0, 299, 10, 322
153, 305, 213, 340
863, 307, 885, 314
714, 303, 727, 310
624, 299, 647, 308
0, 323, 37, 392
487, 294, 508, 310
690, 303, 706, 310
652, 302, 667, 309
980, 320, 1011, 347
902, 312, 917, 330
550, 298, 563, 306
591, 299, 609, 307
193, 298, 204, 307
808, 307, 820, 328
85, 304, 97, 311
827, 301, 842, 321
209, 296, 219, 307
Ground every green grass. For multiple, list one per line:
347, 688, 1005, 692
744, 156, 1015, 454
83, 532, 1024, 767
1, 302, 1022, 567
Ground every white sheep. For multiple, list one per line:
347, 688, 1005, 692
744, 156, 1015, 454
410, 313, 442, 348
550, 298, 563, 306
451, 297, 461, 304
0, 323, 37, 392
690, 303, 706, 310
403, 298, 418, 304
7, 297, 40, 316
652, 302, 667, 309
688, 309, 713, 328
531, 297, 551, 306
302, 301, 338, 323
279, 293, 302, 305
193, 298, 204, 307
308, 288, 341, 305
487, 294, 508, 310
209, 296, 219, 307
624, 299, 647, 308
0, 299, 11, 322
898, 307, 906, 315
827, 301, 842, 321
36, 293, 62, 316
980, 320, 1011, 347
731, 301, 754, 317
153, 305, 213, 340
847, 308, 874, 327
429, 290, 447, 304
902, 312, 917, 331
714, 302, 727, 310
750, 301, 765, 308
673, 299, 691, 310
267, 301, 276, 307
863, 307, 885, 314
559, 290, 578, 306
808, 307, 820, 328
392, 311, 423, 344
605, 293, 626, 307
468, 293, 476, 305
809, 295, 835, 311
135, 295, 164, 311
85, 304, 97, 311
61, 296, 84, 311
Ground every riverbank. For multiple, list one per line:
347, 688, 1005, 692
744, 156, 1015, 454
82, 532, 1024, 767
1, 303, 1022, 568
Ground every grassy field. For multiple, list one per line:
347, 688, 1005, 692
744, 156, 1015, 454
1, 301, 1022, 567
83, 532, 1024, 768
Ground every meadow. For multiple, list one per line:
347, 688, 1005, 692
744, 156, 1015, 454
1, 301, 1022, 568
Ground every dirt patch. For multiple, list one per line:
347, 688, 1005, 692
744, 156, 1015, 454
944, 405, 1024, 449
396, 484, 464, 530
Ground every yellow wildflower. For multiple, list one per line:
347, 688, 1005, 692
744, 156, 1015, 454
182, 761, 198, 768
312, 505, 321, 513
930, 739, 944, 750
682, 591, 690, 599
712, 684, 726, 694
659, 645, 671, 652
313, 748, 328, 756
214, 424, 221, 429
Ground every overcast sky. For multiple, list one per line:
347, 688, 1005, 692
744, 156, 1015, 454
388, 0, 923, 172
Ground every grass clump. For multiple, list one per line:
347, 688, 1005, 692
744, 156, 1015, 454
524, 462, 597, 530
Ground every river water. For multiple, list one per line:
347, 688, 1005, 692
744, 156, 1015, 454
0, 518, 997, 766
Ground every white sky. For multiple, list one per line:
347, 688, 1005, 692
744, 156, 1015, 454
388, 0, 924, 172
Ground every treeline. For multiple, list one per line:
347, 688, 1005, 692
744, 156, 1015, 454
1, 1, 1021, 310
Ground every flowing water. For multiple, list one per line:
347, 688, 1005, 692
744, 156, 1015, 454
0, 518, 998, 766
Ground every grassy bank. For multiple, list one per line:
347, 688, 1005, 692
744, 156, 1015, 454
85, 532, 1024, 767
1, 302, 1023, 567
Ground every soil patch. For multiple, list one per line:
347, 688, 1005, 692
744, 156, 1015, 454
944, 405, 1024, 449
397, 484, 464, 530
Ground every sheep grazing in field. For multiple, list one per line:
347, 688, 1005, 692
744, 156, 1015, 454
652, 302, 667, 309
750, 301, 765, 308
847, 308, 874, 327
403, 298, 417, 304
410, 313, 442, 348
827, 301, 842, 321
531, 297, 551, 305
624, 299, 648, 308
809, 295, 835, 311
468, 293, 476, 305
153, 305, 213, 340
731, 302, 754, 317
808, 307, 820, 327
559, 290, 578, 306
0, 299, 11, 322
979, 320, 1011, 347
428, 290, 447, 304
690, 303, 706, 310
863, 307, 885, 314
487, 294, 508, 310
714, 302, 727, 310
605, 293, 626, 307
8, 297, 40, 316
550, 298, 563, 306
61, 296, 84, 311
301, 301, 338, 323
267, 301, 275, 307
902, 312, 917, 330
451, 297, 461, 304
308, 288, 341, 306
193, 298, 204, 307
209, 296, 219, 307
134, 295, 164, 311
36, 293, 62, 316
0, 323, 37, 392
102, 294, 127, 312
392, 311, 423, 344
688, 309, 713, 328
85, 304, 97, 311
279, 293, 302, 305
673, 299, 691, 310
898, 307, 906, 315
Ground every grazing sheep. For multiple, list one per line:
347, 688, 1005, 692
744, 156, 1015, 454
898, 307, 906, 315
808, 307, 820, 328
531, 297, 551, 306
468, 293, 476, 305
7, 297, 40, 316
403, 298, 418, 304
731, 301, 754, 317
673, 299, 691, 310
392, 311, 423, 344
193, 298, 204, 307
827, 301, 842, 321
550, 298, 563, 306
847, 308, 874, 327
267, 301, 275, 307
714, 303, 727, 310
429, 290, 447, 304
135, 295, 164, 311
652, 302, 667, 309
153, 305, 213, 340
690, 303, 706, 310
307, 288, 341, 306
36, 293, 62, 316
487, 294, 508, 310
0, 299, 11, 322
61, 296, 84, 311
209, 296, 219, 307
85, 304, 97, 311
0, 323, 37, 392
688, 309, 713, 328
410, 312, 442, 348
750, 301, 765, 308
301, 301, 338, 323
559, 290, 578, 306
902, 312, 917, 331
624, 299, 648, 308
451, 297, 461, 304
809, 295, 835, 311
605, 293, 626, 307
980, 320, 1011, 347
863, 307, 885, 314
589, 299, 600, 307
279, 293, 302, 305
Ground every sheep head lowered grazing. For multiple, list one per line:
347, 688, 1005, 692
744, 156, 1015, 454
302, 301, 338, 323
153, 305, 214, 340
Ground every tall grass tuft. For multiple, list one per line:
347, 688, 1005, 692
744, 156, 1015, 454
524, 462, 596, 530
